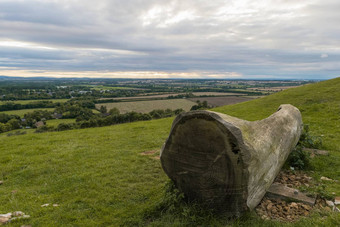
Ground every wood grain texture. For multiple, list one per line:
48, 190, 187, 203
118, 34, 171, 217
160, 104, 302, 216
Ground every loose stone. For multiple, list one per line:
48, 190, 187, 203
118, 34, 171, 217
325, 200, 334, 207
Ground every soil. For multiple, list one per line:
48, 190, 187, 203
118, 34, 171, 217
140, 150, 160, 160
256, 170, 338, 222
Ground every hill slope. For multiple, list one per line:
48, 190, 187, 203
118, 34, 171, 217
0, 78, 339, 226
214, 77, 340, 152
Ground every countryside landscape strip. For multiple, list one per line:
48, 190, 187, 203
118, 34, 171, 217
0, 78, 339, 226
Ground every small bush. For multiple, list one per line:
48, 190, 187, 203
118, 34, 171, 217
298, 125, 322, 148
286, 124, 322, 170
57, 123, 75, 131
286, 145, 310, 170
35, 125, 55, 133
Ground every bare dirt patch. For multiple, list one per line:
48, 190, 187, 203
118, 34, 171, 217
140, 150, 158, 156
256, 170, 339, 222
140, 150, 160, 160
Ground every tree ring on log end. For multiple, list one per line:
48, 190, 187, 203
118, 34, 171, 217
161, 111, 248, 214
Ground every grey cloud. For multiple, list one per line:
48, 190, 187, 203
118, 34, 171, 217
0, 0, 339, 79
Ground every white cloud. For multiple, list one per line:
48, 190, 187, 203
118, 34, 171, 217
0, 0, 339, 79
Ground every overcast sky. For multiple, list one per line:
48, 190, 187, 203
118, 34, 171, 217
0, 0, 339, 79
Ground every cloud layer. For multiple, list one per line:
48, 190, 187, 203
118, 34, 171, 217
0, 0, 339, 79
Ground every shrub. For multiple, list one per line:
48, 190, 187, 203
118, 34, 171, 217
190, 100, 209, 111
285, 124, 322, 170
108, 107, 120, 115
57, 123, 75, 131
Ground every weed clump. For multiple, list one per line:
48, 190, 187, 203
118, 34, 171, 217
144, 181, 220, 225
286, 125, 322, 170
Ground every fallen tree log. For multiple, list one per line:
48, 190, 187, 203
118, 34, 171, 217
160, 104, 302, 216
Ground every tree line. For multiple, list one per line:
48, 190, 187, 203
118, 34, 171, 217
36, 108, 185, 133
0, 98, 186, 134
0, 101, 61, 111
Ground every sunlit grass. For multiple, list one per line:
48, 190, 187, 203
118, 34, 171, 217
0, 108, 55, 117
0, 99, 69, 105
46, 119, 76, 127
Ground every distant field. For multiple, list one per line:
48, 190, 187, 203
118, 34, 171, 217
99, 94, 176, 100
191, 92, 246, 96
46, 119, 76, 127
247, 86, 301, 92
96, 99, 196, 113
188, 96, 255, 107
0, 108, 54, 117
0, 99, 69, 104
99, 92, 246, 101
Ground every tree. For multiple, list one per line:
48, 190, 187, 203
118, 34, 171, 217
7, 119, 20, 130
99, 105, 107, 114
190, 100, 210, 111
0, 122, 7, 133
109, 107, 120, 115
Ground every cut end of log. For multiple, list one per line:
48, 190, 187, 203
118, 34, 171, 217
161, 111, 248, 214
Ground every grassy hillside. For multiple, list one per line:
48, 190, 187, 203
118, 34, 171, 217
213, 77, 340, 152
0, 78, 339, 226
0, 119, 173, 226
213, 77, 340, 196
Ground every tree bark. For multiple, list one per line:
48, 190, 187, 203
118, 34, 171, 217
160, 104, 302, 216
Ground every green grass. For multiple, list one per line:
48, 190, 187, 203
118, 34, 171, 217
95, 99, 196, 113
46, 119, 76, 127
0, 78, 339, 226
91, 109, 100, 114
0, 99, 69, 105
0, 108, 55, 117
0, 128, 35, 138
0, 119, 172, 226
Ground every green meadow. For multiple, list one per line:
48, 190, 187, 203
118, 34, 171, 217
46, 119, 77, 127
0, 78, 339, 226
0, 108, 55, 117
0, 99, 69, 105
